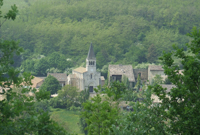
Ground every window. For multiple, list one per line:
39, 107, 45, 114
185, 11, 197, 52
89, 61, 95, 65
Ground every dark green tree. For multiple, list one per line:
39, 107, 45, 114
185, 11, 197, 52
39, 75, 61, 94
0, 1, 67, 134
152, 27, 200, 134
81, 87, 119, 135
147, 44, 158, 63
34, 58, 49, 76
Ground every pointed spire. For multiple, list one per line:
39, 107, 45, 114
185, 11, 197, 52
87, 43, 95, 59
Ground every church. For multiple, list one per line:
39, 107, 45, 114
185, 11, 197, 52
67, 43, 104, 92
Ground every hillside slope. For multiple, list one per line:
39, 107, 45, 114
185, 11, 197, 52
1, 0, 200, 70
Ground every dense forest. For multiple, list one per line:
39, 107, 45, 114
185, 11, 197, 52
1, 0, 200, 76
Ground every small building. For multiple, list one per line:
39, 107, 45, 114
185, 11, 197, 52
47, 73, 67, 87
108, 64, 135, 88
148, 65, 167, 84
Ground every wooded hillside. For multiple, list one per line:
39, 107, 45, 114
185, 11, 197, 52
1, 0, 200, 74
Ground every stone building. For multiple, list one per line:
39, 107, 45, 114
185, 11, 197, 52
108, 64, 135, 88
47, 73, 67, 87
148, 65, 167, 84
67, 43, 104, 92
133, 69, 148, 83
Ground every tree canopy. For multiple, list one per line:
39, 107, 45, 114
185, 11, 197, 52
0, 1, 67, 134
1, 0, 199, 71
40, 75, 61, 94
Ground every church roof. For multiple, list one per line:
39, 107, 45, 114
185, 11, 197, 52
73, 67, 87, 73
109, 65, 135, 82
87, 43, 96, 59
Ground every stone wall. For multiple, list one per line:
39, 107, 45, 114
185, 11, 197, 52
133, 69, 148, 82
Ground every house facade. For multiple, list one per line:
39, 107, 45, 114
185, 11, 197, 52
108, 64, 136, 88
148, 65, 167, 84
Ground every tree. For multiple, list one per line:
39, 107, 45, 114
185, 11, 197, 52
81, 87, 119, 135
152, 74, 163, 85
39, 75, 61, 94
0, 2, 67, 134
111, 27, 200, 135
146, 44, 158, 63
135, 74, 141, 91
34, 58, 49, 76
57, 85, 79, 109
151, 27, 200, 134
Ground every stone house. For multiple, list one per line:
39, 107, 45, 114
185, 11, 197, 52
133, 69, 148, 83
148, 65, 167, 84
67, 43, 104, 92
108, 64, 135, 88
47, 73, 67, 87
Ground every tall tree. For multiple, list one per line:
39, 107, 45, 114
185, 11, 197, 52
0, 1, 67, 134
152, 27, 200, 134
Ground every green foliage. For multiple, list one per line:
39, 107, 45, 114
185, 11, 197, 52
122, 75, 129, 89
164, 77, 171, 84
34, 57, 49, 76
135, 74, 141, 91
0, 1, 68, 134
57, 85, 79, 110
81, 87, 119, 135
1, 0, 199, 69
39, 74, 61, 94
151, 27, 200, 134
103, 81, 127, 101
112, 89, 167, 134
153, 74, 163, 85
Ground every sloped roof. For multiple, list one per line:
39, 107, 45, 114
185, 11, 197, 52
149, 65, 164, 71
31, 77, 44, 88
109, 65, 135, 82
87, 43, 96, 59
47, 73, 67, 82
73, 67, 87, 73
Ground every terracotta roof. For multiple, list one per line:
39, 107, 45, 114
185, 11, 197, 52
47, 73, 67, 82
31, 77, 44, 88
109, 65, 135, 82
73, 67, 87, 73
149, 65, 164, 71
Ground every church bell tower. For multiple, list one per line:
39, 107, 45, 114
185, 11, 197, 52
86, 43, 96, 72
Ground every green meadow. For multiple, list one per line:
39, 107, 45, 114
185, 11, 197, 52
50, 108, 83, 135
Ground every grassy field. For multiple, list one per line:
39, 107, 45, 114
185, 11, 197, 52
50, 108, 83, 135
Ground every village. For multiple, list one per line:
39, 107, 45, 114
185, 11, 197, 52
26, 43, 178, 104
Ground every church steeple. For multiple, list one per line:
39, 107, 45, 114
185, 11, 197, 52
86, 43, 96, 72
87, 43, 96, 59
